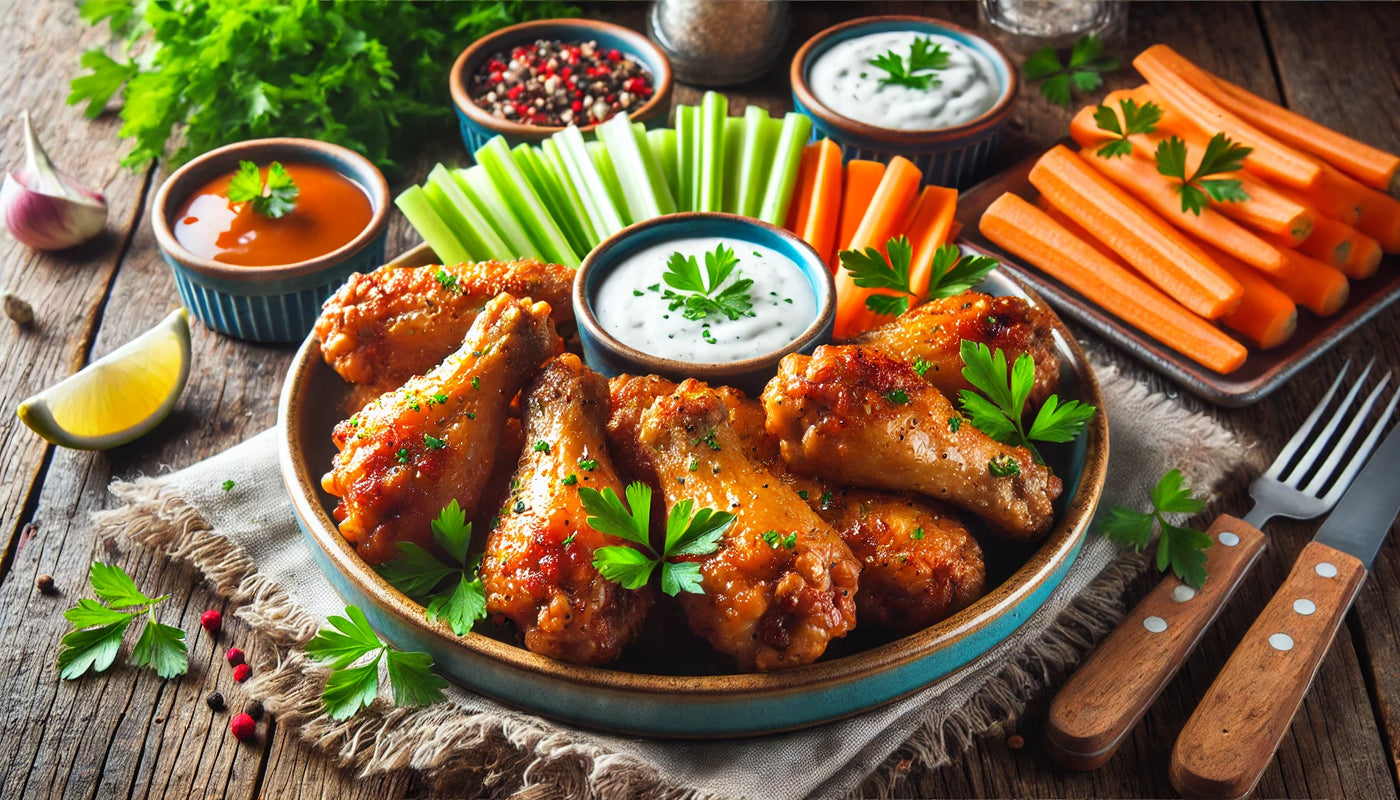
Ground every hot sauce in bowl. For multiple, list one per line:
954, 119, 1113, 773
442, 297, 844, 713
173, 162, 373, 267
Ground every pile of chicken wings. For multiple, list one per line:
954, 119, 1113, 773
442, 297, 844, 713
314, 259, 1065, 672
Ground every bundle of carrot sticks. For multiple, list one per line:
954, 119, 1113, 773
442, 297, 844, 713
980, 44, 1400, 374
783, 141, 962, 339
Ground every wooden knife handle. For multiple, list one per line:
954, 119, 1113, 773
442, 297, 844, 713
1170, 541, 1366, 799
1044, 514, 1266, 771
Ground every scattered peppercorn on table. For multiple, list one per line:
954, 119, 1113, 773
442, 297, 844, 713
1, 2, 1399, 798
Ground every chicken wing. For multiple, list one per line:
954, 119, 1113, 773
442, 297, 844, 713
315, 259, 575, 407
609, 373, 985, 633
322, 294, 562, 564
853, 291, 1061, 404
633, 380, 861, 671
762, 345, 1061, 540
480, 354, 652, 665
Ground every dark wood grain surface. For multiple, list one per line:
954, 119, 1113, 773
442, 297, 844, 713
1, 2, 1397, 798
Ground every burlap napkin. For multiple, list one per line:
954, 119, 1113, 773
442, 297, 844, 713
94, 355, 1248, 800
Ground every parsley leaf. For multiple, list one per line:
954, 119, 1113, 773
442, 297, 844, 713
306, 605, 447, 720
841, 239, 1000, 318
926, 245, 1000, 298
1154, 133, 1253, 215
1101, 470, 1211, 589
957, 340, 1096, 463
225, 160, 299, 218
661, 245, 755, 323
1093, 99, 1163, 158
375, 502, 487, 637
129, 615, 188, 679
582, 483, 734, 596
1023, 34, 1119, 107
56, 563, 187, 680
869, 36, 950, 90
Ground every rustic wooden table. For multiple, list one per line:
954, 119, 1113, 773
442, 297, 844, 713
2, 2, 1398, 797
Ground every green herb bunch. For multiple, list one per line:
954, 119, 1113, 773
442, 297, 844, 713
1102, 470, 1212, 588
375, 500, 488, 636
57, 563, 188, 680
957, 340, 1097, 464
305, 605, 448, 720
68, 0, 577, 172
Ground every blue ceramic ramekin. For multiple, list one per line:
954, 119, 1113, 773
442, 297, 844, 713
151, 138, 389, 344
450, 18, 673, 154
791, 16, 1020, 189
573, 213, 835, 395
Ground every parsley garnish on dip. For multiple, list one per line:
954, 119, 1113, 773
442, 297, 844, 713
594, 238, 817, 363
808, 31, 1000, 131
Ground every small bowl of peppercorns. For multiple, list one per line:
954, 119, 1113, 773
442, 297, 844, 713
450, 18, 673, 153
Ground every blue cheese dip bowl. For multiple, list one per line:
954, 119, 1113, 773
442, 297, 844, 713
791, 15, 1019, 189
574, 213, 835, 395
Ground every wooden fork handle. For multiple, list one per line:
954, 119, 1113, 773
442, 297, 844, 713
1170, 541, 1366, 799
1045, 514, 1266, 771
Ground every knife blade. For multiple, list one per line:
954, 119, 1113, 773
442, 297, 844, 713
1171, 422, 1400, 799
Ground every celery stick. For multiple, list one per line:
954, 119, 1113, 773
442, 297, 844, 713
697, 91, 728, 212
647, 128, 678, 199
632, 123, 677, 215
757, 113, 813, 226
513, 143, 590, 257
598, 113, 675, 223
454, 165, 543, 261
541, 138, 601, 248
675, 105, 697, 212
553, 126, 625, 239
476, 136, 579, 266
420, 176, 481, 261
722, 117, 745, 214
395, 184, 471, 265
425, 163, 510, 261
587, 140, 628, 224
736, 105, 775, 218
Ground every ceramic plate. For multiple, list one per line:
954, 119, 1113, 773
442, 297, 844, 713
277, 244, 1109, 737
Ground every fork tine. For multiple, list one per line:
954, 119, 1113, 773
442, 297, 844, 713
1263, 360, 1351, 480
1319, 384, 1400, 507
1281, 359, 1375, 486
1303, 372, 1391, 495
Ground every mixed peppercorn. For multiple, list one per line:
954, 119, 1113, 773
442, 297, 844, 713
470, 38, 655, 127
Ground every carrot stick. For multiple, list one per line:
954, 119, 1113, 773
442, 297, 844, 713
1071, 98, 1314, 242
1316, 163, 1400, 253
1133, 46, 1322, 190
981, 193, 1247, 373
1035, 195, 1123, 263
1029, 144, 1242, 319
834, 156, 923, 338
1080, 147, 1288, 275
1261, 216, 1382, 280
785, 144, 817, 233
1237, 243, 1350, 317
792, 139, 844, 264
1185, 240, 1297, 348
831, 160, 886, 270
905, 186, 959, 304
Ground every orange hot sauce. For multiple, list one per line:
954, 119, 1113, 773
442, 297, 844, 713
173, 162, 373, 267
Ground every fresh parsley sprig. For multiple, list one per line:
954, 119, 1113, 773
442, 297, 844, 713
869, 36, 950, 90
957, 340, 1097, 464
661, 244, 755, 322
582, 483, 735, 597
304, 605, 449, 720
375, 500, 487, 637
1101, 470, 1212, 589
1154, 133, 1253, 215
57, 563, 188, 680
839, 237, 1000, 318
1093, 99, 1163, 158
226, 160, 298, 218
1023, 34, 1119, 107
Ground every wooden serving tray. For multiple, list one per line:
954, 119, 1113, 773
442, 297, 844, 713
954, 149, 1400, 407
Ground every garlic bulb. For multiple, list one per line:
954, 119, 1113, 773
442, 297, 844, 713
2, 111, 107, 250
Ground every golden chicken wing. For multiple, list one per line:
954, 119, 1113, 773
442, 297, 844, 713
762, 345, 1061, 540
314, 259, 574, 408
632, 380, 860, 671
853, 292, 1061, 404
322, 294, 562, 564
480, 354, 653, 665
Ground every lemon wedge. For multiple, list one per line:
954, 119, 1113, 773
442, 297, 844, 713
17, 308, 191, 450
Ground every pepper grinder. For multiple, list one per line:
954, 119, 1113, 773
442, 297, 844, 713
647, 0, 789, 87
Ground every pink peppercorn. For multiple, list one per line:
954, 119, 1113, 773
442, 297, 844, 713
233, 663, 252, 683
607, 49, 621, 61
225, 647, 245, 667
230, 713, 256, 741
200, 610, 222, 635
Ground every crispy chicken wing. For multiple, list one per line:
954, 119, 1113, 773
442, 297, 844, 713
633, 381, 860, 671
853, 292, 1061, 404
315, 259, 575, 407
762, 345, 1061, 540
609, 373, 985, 633
322, 294, 562, 564
480, 354, 652, 665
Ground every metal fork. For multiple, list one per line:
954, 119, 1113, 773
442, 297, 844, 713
1044, 361, 1399, 771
